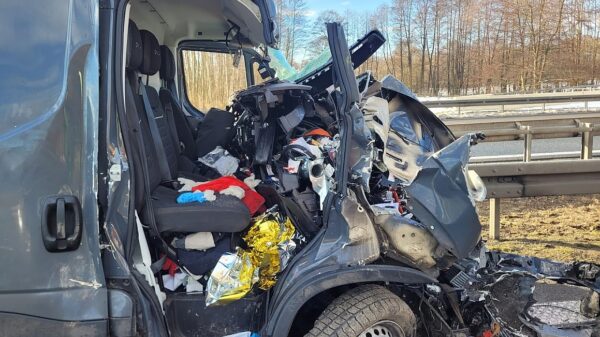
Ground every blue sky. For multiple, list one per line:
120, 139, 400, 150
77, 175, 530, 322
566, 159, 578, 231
303, 0, 390, 17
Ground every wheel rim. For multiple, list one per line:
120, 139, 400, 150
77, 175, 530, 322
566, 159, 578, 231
358, 320, 405, 337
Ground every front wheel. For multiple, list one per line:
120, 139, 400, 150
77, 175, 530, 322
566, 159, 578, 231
304, 284, 417, 337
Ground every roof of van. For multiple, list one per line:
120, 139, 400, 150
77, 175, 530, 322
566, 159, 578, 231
130, 0, 266, 47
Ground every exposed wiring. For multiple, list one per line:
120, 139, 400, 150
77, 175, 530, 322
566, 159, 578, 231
224, 21, 237, 49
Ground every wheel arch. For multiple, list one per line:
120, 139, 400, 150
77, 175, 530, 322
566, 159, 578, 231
264, 264, 436, 337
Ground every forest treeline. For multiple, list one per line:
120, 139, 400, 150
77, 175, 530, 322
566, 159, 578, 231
276, 0, 600, 95
182, 50, 248, 111
183, 0, 600, 111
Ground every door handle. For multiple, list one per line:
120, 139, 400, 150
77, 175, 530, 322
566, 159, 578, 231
41, 195, 83, 252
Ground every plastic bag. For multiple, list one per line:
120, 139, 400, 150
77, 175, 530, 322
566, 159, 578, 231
198, 146, 239, 176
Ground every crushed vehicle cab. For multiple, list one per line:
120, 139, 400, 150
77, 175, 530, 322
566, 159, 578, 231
0, 1, 598, 337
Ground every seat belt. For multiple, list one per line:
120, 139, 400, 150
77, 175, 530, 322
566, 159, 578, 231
162, 98, 183, 153
139, 79, 173, 182
168, 79, 177, 99
125, 79, 178, 262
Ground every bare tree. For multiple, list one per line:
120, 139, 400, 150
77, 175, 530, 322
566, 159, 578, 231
182, 0, 600, 103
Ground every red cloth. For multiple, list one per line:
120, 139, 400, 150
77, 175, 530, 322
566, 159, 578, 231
192, 176, 265, 215
162, 257, 178, 276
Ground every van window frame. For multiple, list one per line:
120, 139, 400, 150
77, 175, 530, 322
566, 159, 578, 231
177, 40, 256, 116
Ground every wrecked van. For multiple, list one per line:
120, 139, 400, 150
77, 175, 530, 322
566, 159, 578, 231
0, 1, 598, 337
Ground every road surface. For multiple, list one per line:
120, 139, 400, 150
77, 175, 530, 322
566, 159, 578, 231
471, 136, 600, 161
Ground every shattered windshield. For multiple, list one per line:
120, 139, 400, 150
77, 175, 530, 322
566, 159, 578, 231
268, 47, 332, 82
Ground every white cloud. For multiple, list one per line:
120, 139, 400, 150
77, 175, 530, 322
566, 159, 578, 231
303, 9, 317, 17
341, 1, 351, 5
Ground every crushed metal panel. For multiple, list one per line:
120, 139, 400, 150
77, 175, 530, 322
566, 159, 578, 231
404, 135, 482, 259
380, 75, 456, 148
374, 213, 439, 270
451, 250, 600, 337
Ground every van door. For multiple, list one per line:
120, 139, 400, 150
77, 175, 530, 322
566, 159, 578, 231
0, 0, 108, 336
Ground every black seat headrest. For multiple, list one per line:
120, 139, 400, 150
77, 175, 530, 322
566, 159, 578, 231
160, 45, 175, 81
126, 21, 142, 70
139, 30, 161, 75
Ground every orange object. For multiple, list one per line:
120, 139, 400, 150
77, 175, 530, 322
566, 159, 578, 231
304, 128, 331, 138
479, 322, 501, 337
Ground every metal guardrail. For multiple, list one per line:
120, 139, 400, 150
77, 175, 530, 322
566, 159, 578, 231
469, 158, 600, 239
446, 112, 599, 157
446, 112, 600, 141
429, 98, 600, 239
471, 159, 600, 198
422, 92, 600, 114
423, 92, 600, 107
447, 113, 600, 160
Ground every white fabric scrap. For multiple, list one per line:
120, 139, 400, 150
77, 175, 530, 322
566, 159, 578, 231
162, 272, 186, 291
178, 177, 199, 192
324, 164, 335, 178
219, 186, 245, 199
184, 232, 215, 251
291, 137, 322, 158
243, 174, 261, 189
195, 189, 216, 201
316, 137, 334, 150
185, 276, 204, 293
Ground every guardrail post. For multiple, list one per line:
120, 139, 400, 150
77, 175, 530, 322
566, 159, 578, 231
581, 123, 593, 159
489, 198, 501, 240
522, 126, 532, 162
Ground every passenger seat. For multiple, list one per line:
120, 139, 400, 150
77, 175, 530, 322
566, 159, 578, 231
158, 44, 236, 159
138, 30, 202, 181
125, 21, 250, 234
158, 45, 199, 161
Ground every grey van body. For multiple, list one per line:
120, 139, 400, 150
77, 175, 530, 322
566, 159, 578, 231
0, 1, 438, 334
0, 0, 108, 334
1, 1, 599, 337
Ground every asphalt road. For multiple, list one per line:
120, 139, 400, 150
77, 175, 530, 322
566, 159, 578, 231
471, 135, 600, 161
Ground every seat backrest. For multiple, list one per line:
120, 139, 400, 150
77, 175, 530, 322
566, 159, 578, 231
125, 21, 163, 214
138, 30, 181, 177
159, 45, 198, 161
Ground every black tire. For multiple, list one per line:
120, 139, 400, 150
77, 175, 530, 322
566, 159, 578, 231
304, 284, 416, 337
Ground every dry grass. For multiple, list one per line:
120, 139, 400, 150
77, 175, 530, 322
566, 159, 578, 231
476, 194, 600, 263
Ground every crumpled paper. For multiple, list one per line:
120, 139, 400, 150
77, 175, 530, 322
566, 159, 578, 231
205, 210, 296, 306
